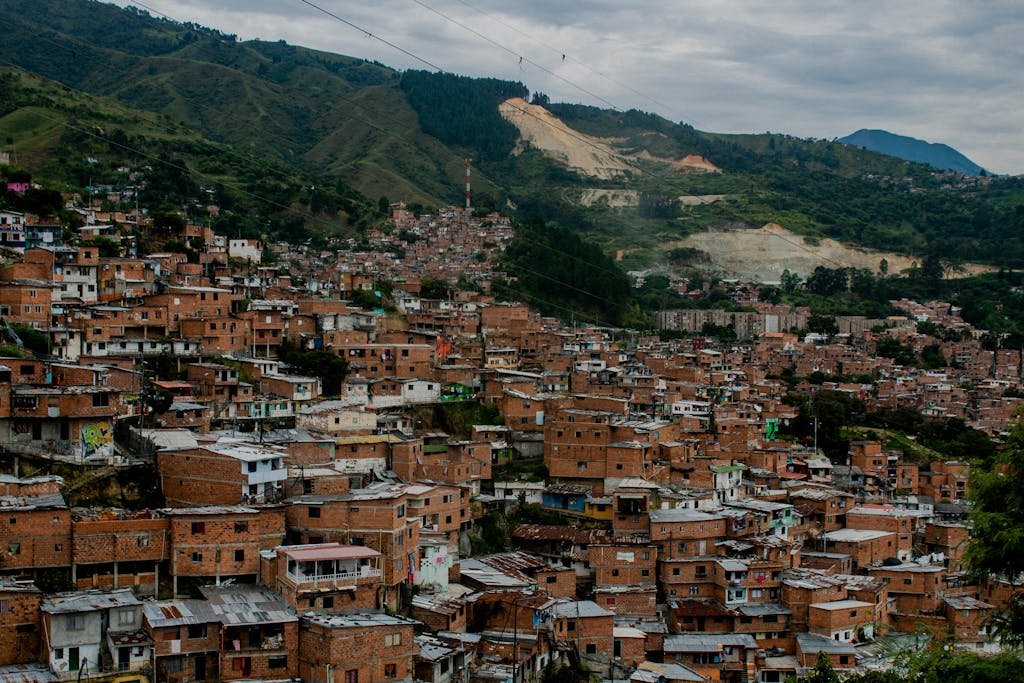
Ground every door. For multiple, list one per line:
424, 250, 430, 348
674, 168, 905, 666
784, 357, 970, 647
118, 647, 130, 671
68, 647, 80, 672
193, 654, 206, 681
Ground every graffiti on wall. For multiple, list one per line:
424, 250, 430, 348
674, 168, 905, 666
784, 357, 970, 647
80, 422, 113, 459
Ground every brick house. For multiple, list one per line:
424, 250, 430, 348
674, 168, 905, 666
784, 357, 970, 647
807, 600, 877, 643
264, 543, 383, 613
868, 564, 948, 615
143, 599, 222, 682
199, 585, 298, 681
662, 633, 758, 682
157, 436, 288, 506
547, 601, 614, 671
0, 484, 71, 575
71, 508, 169, 594
298, 612, 419, 683
795, 633, 857, 670
820, 529, 898, 570
286, 482, 418, 609
0, 578, 42, 666
167, 506, 285, 596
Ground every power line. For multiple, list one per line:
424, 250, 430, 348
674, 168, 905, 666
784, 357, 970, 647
446, 0, 702, 128
296, 0, 444, 71
408, 0, 623, 114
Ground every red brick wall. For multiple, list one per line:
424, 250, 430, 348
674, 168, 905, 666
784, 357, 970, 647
72, 516, 170, 564
169, 511, 266, 579
221, 622, 298, 681
0, 508, 71, 569
590, 545, 657, 586
298, 620, 417, 683
158, 450, 244, 507
0, 588, 41, 665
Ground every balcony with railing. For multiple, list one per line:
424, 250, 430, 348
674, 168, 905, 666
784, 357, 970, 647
281, 543, 383, 588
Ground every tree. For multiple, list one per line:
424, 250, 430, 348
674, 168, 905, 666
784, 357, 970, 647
798, 652, 840, 683
420, 277, 451, 300
807, 314, 839, 337
781, 269, 801, 295
278, 342, 349, 396
80, 236, 120, 257
967, 421, 1024, 644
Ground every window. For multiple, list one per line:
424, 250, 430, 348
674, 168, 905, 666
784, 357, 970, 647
188, 624, 207, 639
345, 670, 359, 683
234, 550, 245, 562
396, 505, 405, 518
672, 568, 680, 576
308, 507, 321, 518
385, 664, 397, 678
268, 656, 288, 669
0, 600, 8, 614
234, 521, 249, 533
191, 522, 205, 534
689, 587, 700, 596
546, 576, 557, 584
191, 552, 203, 562
7, 543, 20, 556
839, 655, 850, 665
384, 633, 402, 646
67, 615, 85, 630
118, 610, 134, 626
567, 621, 576, 632
91, 393, 109, 407
323, 597, 334, 609
585, 644, 597, 654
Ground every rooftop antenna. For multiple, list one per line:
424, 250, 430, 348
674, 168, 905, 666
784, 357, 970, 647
464, 158, 472, 211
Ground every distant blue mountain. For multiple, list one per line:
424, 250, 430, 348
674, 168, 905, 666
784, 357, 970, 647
839, 128, 984, 175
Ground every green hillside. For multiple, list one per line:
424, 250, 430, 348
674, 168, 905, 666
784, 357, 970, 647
0, 0, 497, 206
0, 68, 373, 242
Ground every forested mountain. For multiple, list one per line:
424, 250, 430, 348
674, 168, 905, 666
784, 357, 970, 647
840, 128, 985, 175
1, 0, 1023, 273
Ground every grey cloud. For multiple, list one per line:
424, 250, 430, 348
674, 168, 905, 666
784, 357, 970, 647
110, 0, 1022, 172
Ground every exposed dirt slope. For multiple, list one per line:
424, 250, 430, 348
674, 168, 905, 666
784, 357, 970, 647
671, 223, 994, 282
499, 97, 635, 179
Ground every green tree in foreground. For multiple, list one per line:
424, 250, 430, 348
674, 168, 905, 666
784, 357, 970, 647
966, 418, 1024, 645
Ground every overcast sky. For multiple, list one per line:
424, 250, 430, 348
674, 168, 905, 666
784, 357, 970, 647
112, 0, 1022, 173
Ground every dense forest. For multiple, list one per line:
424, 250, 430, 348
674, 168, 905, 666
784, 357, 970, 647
400, 71, 528, 162
494, 216, 634, 326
